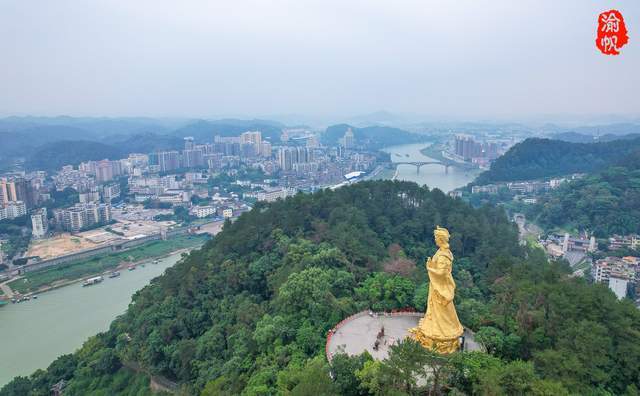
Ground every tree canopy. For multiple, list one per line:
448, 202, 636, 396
3, 180, 640, 395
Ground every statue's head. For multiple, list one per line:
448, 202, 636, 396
434, 226, 450, 248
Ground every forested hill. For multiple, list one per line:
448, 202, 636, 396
24, 140, 125, 171
322, 124, 426, 149
4, 181, 640, 395
475, 137, 640, 184
529, 149, 640, 237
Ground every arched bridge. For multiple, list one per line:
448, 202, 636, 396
392, 161, 451, 174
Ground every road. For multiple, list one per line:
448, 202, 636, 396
0, 277, 19, 299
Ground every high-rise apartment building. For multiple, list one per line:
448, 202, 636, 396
261, 141, 272, 157
54, 203, 112, 233
454, 135, 500, 162
340, 128, 355, 149
0, 201, 27, 220
241, 131, 262, 155
157, 151, 180, 172
96, 160, 114, 183
31, 208, 48, 239
184, 136, 195, 150
277, 147, 313, 171
182, 149, 205, 168
0, 177, 35, 208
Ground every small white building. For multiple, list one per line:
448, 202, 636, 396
192, 206, 216, 218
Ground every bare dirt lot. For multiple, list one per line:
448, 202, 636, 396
27, 234, 100, 260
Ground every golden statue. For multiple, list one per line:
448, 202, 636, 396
409, 226, 463, 354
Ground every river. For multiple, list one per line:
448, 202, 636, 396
382, 143, 480, 192
0, 253, 183, 387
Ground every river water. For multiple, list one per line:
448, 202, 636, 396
0, 253, 183, 387
382, 143, 480, 192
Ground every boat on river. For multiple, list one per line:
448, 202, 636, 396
108, 271, 120, 278
82, 276, 104, 287
128, 265, 136, 271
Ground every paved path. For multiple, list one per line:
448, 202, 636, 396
0, 278, 18, 299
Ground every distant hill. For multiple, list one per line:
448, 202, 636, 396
0, 116, 181, 137
0, 126, 90, 156
474, 137, 640, 184
173, 119, 284, 143
113, 132, 184, 154
550, 131, 640, 143
0, 116, 286, 172
570, 122, 640, 136
322, 124, 426, 149
24, 140, 125, 171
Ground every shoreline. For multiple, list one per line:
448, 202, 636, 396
10, 246, 200, 299
419, 145, 476, 170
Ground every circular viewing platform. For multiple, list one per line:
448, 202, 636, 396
326, 310, 482, 362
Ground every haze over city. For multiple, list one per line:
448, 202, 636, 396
1, 0, 638, 121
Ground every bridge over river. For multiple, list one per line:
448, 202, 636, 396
392, 161, 451, 174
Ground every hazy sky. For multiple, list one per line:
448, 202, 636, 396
1, 0, 638, 119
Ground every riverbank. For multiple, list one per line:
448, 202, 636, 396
0, 253, 185, 387
419, 144, 478, 171
15, 246, 198, 298
5, 235, 208, 296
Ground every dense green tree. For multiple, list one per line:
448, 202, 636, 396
476, 137, 640, 184
5, 180, 640, 395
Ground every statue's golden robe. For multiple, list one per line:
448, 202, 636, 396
409, 246, 463, 354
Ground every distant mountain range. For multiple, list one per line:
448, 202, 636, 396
0, 117, 289, 171
0, 116, 427, 172
549, 131, 640, 143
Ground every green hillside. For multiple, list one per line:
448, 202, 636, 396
3, 181, 640, 395
475, 137, 640, 184
531, 150, 640, 237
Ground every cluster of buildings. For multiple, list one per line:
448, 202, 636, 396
592, 256, 640, 300
53, 203, 112, 233
0, 125, 385, 272
542, 233, 597, 267
0, 177, 38, 220
470, 174, 585, 204
191, 205, 233, 219
471, 178, 569, 195
609, 234, 640, 251
452, 134, 501, 165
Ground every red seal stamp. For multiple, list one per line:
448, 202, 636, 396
596, 9, 629, 55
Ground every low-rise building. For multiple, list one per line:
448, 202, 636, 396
609, 234, 640, 251
221, 208, 233, 218
192, 205, 216, 218
592, 256, 639, 300
471, 184, 498, 194
256, 188, 295, 202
